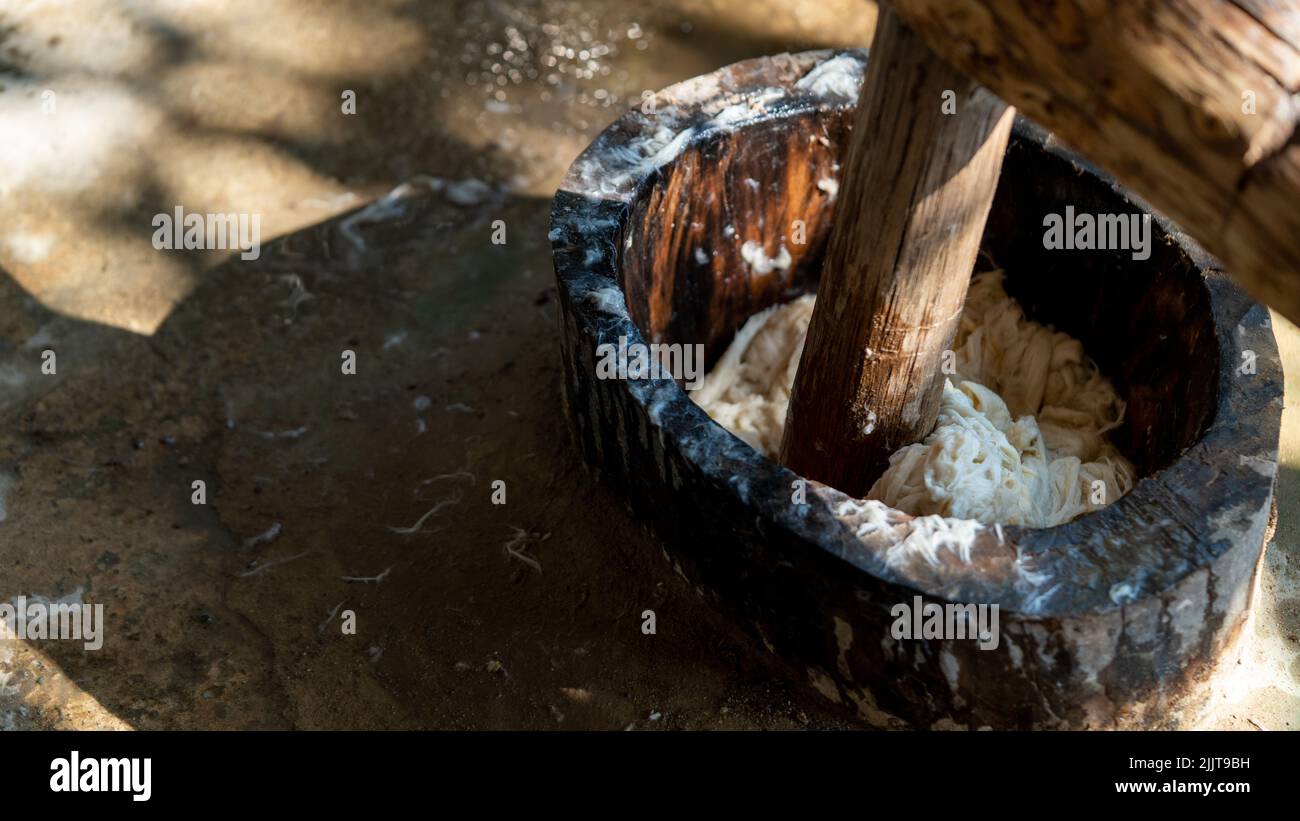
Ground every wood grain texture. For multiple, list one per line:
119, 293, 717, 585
891, 0, 1300, 326
780, 6, 1014, 495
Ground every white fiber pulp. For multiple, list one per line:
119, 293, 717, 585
691, 271, 1136, 527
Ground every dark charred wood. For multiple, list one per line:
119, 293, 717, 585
549, 50, 1282, 729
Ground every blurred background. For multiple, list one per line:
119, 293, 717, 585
0, 0, 1293, 730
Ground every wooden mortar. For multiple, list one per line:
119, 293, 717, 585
549, 49, 1282, 729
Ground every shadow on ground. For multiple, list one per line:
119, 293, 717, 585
0, 182, 851, 730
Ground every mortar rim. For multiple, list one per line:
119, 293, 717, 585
549, 48, 1282, 621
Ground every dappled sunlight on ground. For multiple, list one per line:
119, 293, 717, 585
0, 0, 874, 334
0, 0, 427, 333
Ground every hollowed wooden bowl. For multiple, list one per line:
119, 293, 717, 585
549, 49, 1282, 729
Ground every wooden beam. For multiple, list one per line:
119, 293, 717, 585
890, 0, 1300, 326
779, 5, 1015, 495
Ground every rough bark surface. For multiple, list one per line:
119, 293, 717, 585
891, 0, 1300, 326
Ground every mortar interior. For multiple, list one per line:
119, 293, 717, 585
617, 116, 1219, 487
